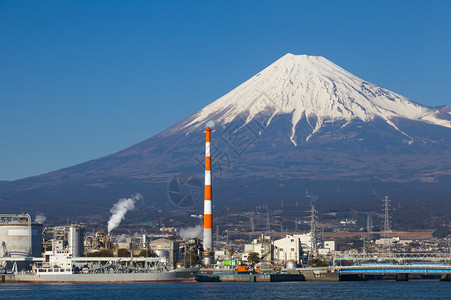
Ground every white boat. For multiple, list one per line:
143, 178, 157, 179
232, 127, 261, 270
14, 257, 199, 282
13, 243, 199, 283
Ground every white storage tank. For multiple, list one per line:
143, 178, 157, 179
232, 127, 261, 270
0, 214, 43, 257
68, 225, 84, 257
155, 250, 170, 258
286, 261, 297, 269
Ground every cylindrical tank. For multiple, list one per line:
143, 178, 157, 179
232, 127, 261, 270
286, 261, 297, 269
68, 226, 84, 257
0, 214, 43, 257
155, 250, 170, 258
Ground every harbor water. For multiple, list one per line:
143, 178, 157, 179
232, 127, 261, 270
1, 281, 451, 299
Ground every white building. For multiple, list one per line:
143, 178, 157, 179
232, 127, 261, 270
293, 233, 313, 253
214, 249, 228, 261
273, 235, 303, 265
242, 235, 272, 265
318, 240, 336, 256
324, 241, 336, 251
375, 236, 400, 246
117, 237, 132, 250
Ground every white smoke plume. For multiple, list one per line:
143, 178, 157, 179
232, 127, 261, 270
107, 194, 143, 233
206, 120, 216, 129
35, 213, 46, 224
117, 234, 129, 243
179, 225, 203, 240
117, 232, 141, 242
132, 232, 142, 239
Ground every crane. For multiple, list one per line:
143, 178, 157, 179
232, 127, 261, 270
236, 248, 272, 274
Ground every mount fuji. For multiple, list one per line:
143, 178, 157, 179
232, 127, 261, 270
2, 54, 451, 223
179, 54, 450, 143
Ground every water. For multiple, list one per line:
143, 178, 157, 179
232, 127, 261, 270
1, 281, 451, 299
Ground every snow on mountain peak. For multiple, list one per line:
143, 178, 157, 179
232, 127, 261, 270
184, 53, 451, 144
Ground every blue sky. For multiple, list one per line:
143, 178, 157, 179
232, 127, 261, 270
1, 0, 450, 180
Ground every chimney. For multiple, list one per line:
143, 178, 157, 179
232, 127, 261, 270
202, 127, 214, 265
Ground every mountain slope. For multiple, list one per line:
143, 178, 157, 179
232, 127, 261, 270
1, 54, 450, 221
176, 54, 450, 145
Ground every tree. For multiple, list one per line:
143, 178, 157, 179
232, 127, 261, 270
432, 226, 450, 239
307, 258, 327, 267
138, 249, 157, 257
247, 252, 260, 264
117, 248, 131, 257
227, 247, 236, 258
87, 249, 114, 257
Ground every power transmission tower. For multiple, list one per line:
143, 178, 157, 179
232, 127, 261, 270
266, 206, 270, 234
306, 191, 318, 258
383, 196, 391, 255
216, 225, 219, 249
250, 215, 255, 242
309, 204, 318, 258
367, 215, 372, 242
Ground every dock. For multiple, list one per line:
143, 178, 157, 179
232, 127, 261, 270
196, 264, 451, 282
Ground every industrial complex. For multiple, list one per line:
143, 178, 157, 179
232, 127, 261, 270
2, 127, 451, 283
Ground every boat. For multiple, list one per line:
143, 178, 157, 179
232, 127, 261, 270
14, 256, 199, 283
15, 266, 200, 283
12, 239, 199, 283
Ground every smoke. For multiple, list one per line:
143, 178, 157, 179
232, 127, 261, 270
179, 225, 203, 240
117, 234, 129, 242
206, 120, 216, 129
117, 232, 142, 242
107, 194, 143, 233
35, 213, 46, 224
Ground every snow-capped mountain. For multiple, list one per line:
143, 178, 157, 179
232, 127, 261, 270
2, 54, 450, 218
177, 53, 450, 145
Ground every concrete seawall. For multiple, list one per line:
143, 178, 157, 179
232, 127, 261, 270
298, 270, 340, 281
284, 268, 340, 282
196, 273, 305, 282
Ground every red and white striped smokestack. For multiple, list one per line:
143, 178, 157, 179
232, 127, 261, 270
203, 127, 213, 255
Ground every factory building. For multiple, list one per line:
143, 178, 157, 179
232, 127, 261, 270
48, 225, 84, 257
150, 237, 180, 268
293, 233, 314, 254
0, 214, 43, 258
318, 240, 336, 256
273, 235, 303, 265
117, 237, 132, 250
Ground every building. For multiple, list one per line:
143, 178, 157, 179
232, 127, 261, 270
294, 233, 313, 254
0, 214, 43, 258
150, 238, 180, 267
242, 235, 273, 266
117, 238, 132, 250
375, 236, 400, 246
318, 240, 336, 256
214, 249, 228, 262
273, 235, 303, 265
